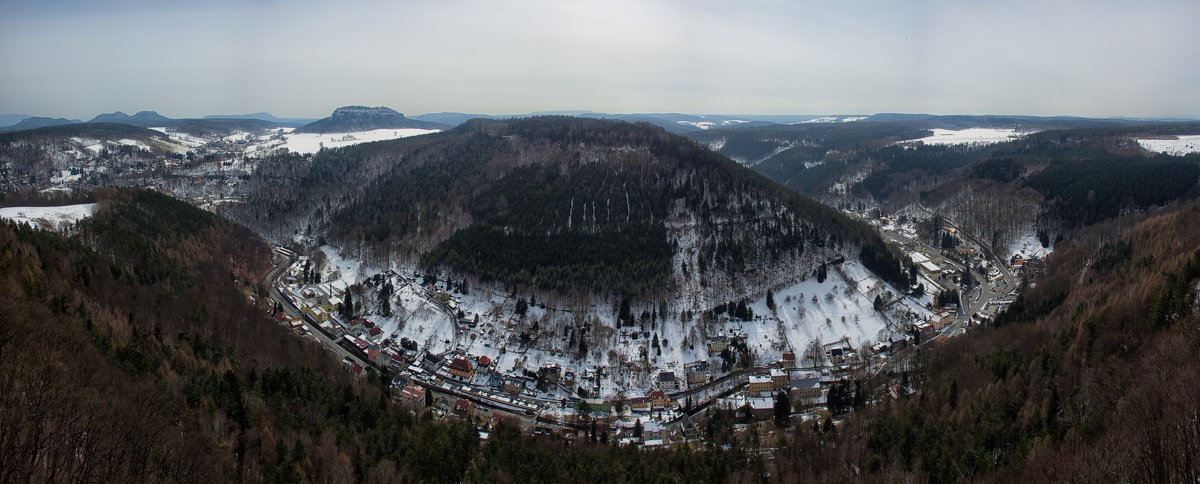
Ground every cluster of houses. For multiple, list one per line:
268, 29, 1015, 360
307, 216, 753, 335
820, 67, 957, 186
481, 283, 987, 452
393, 343, 847, 448
705, 332, 748, 355
275, 261, 432, 379
1009, 253, 1044, 278
713, 353, 828, 422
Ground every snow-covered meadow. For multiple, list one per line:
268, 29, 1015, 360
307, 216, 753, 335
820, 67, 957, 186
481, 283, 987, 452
1137, 135, 1200, 156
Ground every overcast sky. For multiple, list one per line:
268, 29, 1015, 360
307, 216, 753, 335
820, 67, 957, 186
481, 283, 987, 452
2, 0, 1198, 119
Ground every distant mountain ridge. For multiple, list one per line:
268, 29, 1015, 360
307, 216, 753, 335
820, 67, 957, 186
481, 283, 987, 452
410, 112, 819, 134
294, 106, 448, 133
410, 112, 500, 126
0, 116, 82, 131
0, 114, 35, 127
202, 112, 317, 126
87, 110, 175, 127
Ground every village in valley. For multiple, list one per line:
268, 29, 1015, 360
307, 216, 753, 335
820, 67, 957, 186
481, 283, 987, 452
1, 117, 1051, 451
265, 205, 1046, 449
2, 116, 1049, 450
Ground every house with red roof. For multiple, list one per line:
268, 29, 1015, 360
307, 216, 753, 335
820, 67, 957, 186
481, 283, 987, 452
447, 357, 475, 380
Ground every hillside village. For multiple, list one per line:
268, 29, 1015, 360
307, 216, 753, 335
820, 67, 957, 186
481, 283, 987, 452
265, 201, 1038, 448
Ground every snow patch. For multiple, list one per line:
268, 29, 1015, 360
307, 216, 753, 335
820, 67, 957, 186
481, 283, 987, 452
1007, 233, 1052, 261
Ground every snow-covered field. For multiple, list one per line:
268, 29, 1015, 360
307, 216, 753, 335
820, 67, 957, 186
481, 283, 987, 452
797, 116, 867, 124
0, 203, 97, 230
906, 128, 1027, 146
276, 128, 439, 155
1137, 135, 1200, 156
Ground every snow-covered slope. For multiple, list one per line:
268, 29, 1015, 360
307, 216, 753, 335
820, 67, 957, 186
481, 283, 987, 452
0, 203, 96, 230
274, 128, 439, 155
302, 243, 918, 399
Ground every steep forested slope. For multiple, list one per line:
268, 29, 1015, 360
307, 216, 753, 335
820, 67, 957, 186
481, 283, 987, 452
771, 201, 1200, 482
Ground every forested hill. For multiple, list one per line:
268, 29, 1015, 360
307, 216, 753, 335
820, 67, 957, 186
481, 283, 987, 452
0, 188, 762, 482
687, 118, 1200, 256
909, 123, 1200, 253
233, 116, 910, 301
0, 122, 167, 144
960, 123, 1200, 227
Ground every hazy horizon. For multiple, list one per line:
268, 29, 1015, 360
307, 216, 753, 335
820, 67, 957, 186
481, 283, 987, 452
3, 0, 1198, 120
